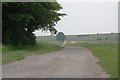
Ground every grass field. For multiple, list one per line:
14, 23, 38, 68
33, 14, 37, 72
2, 42, 63, 64
36, 33, 118, 44
66, 42, 118, 78
81, 43, 118, 78
2, 33, 118, 77
0, 44, 2, 64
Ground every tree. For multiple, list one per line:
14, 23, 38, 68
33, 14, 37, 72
2, 2, 66, 46
56, 32, 66, 42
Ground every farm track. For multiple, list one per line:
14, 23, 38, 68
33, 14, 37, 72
3, 46, 109, 78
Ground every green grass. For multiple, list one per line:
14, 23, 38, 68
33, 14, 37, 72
0, 44, 2, 51
36, 33, 118, 44
66, 42, 118, 78
0, 44, 2, 64
81, 43, 118, 78
2, 42, 63, 64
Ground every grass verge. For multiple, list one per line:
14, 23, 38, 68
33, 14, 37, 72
0, 45, 2, 64
66, 43, 118, 78
2, 42, 63, 64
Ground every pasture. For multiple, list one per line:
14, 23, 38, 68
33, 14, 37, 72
2, 42, 63, 64
61, 33, 118, 78
0, 45, 2, 64
36, 33, 118, 78
66, 42, 118, 78
2, 33, 118, 78
36, 33, 118, 44
81, 43, 118, 78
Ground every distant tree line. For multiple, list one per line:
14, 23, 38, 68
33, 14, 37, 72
2, 2, 66, 46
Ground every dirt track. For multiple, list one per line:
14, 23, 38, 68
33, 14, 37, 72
2, 46, 109, 78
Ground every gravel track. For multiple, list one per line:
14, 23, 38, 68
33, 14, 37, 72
2, 46, 109, 78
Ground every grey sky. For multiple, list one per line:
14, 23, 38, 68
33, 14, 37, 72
34, 0, 118, 36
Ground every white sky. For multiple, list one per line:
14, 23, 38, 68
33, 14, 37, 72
34, 0, 119, 36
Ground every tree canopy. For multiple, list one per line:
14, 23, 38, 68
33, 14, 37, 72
2, 2, 66, 46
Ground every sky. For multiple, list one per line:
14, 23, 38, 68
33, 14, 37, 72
34, 0, 118, 36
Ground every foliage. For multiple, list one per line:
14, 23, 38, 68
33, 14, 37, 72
56, 32, 66, 42
2, 2, 66, 46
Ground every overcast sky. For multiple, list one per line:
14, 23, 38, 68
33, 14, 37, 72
34, 0, 118, 36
